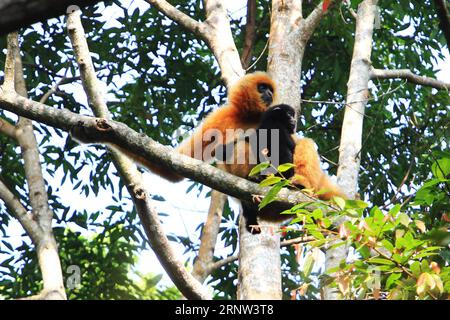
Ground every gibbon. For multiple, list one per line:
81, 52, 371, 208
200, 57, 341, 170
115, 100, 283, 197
118, 71, 277, 182
216, 104, 298, 233
71, 71, 345, 231
215, 103, 346, 233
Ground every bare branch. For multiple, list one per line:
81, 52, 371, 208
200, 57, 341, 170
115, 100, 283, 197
325, 0, 379, 300
0, 0, 102, 35
39, 76, 78, 104
192, 190, 226, 282
66, 8, 211, 300
209, 235, 316, 273
433, 0, 450, 49
303, 0, 343, 41
0, 177, 43, 243
145, 0, 207, 38
146, 0, 244, 86
202, 0, 245, 86
0, 118, 16, 139
9, 32, 67, 300
2, 32, 17, 92
370, 68, 450, 90
240, 0, 256, 69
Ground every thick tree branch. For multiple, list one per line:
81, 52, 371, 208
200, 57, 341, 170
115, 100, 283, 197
240, 0, 256, 69
203, 0, 245, 86
0, 92, 316, 210
0, 0, 103, 35
370, 68, 450, 90
66, 8, 210, 300
3, 33, 17, 92
433, 0, 450, 49
146, 1, 244, 86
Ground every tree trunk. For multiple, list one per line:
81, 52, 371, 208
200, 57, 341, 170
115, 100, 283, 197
323, 0, 378, 300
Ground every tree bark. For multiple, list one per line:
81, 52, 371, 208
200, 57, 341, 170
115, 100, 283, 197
323, 0, 378, 300
0, 0, 102, 35
66, 8, 211, 300
4, 32, 66, 300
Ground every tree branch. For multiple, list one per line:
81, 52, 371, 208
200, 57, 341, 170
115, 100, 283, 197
0, 177, 43, 243
145, 0, 207, 39
5, 32, 67, 300
66, 8, 210, 300
0, 92, 317, 210
302, 0, 342, 42
370, 68, 450, 90
325, 0, 379, 300
209, 235, 316, 273
192, 190, 226, 283
0, 118, 16, 139
433, 0, 450, 49
146, 0, 244, 86
240, 0, 256, 69
0, 0, 102, 35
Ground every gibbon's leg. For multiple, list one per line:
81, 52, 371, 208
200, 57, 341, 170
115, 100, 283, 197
241, 202, 262, 234
292, 138, 346, 200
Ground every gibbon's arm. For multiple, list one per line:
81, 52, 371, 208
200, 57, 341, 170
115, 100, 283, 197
292, 138, 346, 200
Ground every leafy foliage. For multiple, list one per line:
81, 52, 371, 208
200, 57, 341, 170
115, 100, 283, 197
0, 0, 449, 299
258, 153, 449, 299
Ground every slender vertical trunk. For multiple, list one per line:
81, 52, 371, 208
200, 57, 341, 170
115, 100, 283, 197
323, 0, 378, 300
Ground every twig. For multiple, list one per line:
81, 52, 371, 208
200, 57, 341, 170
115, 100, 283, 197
370, 68, 450, 91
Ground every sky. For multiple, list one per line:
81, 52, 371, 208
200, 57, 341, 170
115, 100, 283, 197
1, 0, 449, 292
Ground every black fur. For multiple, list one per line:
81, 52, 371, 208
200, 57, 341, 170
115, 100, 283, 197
243, 104, 297, 234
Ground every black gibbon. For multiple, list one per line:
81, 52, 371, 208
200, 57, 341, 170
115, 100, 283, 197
216, 104, 298, 233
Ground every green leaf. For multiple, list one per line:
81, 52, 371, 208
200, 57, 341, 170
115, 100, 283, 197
397, 213, 410, 227
410, 261, 421, 277
431, 158, 450, 179
381, 239, 394, 252
388, 204, 401, 217
311, 208, 323, 220
259, 176, 282, 187
277, 163, 295, 173
303, 253, 315, 278
333, 196, 346, 210
248, 162, 270, 177
345, 200, 369, 209
368, 258, 396, 265
386, 273, 402, 289
258, 183, 284, 209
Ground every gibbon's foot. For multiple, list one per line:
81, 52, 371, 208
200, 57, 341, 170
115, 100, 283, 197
247, 224, 261, 234
251, 194, 263, 204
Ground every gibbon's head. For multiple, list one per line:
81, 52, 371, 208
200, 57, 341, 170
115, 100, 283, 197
228, 71, 276, 117
263, 104, 297, 133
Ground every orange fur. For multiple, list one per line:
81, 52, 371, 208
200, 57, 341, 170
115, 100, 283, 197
146, 71, 276, 182
292, 138, 346, 200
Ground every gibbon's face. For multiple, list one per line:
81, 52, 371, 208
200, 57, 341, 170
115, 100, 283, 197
269, 104, 297, 133
257, 83, 274, 107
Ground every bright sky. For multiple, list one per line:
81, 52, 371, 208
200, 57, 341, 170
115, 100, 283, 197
1, 0, 449, 292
